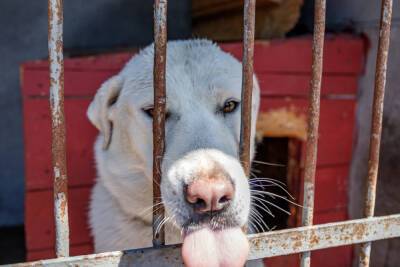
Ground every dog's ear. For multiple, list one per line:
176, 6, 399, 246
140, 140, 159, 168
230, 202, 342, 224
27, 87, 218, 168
87, 75, 123, 150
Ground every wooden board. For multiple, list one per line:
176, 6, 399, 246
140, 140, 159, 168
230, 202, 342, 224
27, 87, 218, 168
25, 187, 93, 251
21, 35, 365, 97
27, 243, 93, 262
22, 69, 358, 98
23, 99, 97, 190
22, 36, 365, 264
314, 165, 349, 212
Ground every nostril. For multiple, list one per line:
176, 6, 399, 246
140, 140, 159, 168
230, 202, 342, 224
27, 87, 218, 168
218, 195, 230, 204
193, 198, 207, 211
185, 173, 235, 214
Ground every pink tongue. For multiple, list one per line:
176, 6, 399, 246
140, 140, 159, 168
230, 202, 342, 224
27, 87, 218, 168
182, 227, 249, 267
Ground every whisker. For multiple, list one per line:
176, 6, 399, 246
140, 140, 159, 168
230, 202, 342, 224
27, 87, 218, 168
252, 191, 276, 199
138, 202, 164, 217
251, 201, 274, 217
251, 190, 301, 206
247, 214, 260, 233
252, 160, 286, 167
249, 177, 286, 186
249, 212, 267, 233
250, 209, 270, 232
156, 216, 170, 235
251, 195, 291, 216
251, 195, 274, 214
251, 181, 295, 200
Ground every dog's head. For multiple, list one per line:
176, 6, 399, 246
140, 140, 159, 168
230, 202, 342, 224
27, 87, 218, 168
88, 39, 260, 266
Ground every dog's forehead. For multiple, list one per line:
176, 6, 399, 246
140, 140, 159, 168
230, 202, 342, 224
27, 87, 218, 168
120, 40, 243, 106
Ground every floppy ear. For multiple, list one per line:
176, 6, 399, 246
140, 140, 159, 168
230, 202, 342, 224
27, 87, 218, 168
87, 75, 123, 150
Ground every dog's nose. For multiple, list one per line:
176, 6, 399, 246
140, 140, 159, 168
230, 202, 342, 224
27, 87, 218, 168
185, 176, 234, 213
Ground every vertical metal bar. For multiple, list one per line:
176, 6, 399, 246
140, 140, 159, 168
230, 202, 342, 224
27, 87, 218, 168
152, 0, 167, 247
48, 0, 69, 257
359, 0, 393, 266
300, 0, 326, 266
240, 0, 256, 176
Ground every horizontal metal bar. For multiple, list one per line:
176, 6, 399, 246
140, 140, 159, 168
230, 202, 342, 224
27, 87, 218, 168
11, 214, 400, 267
249, 213, 400, 259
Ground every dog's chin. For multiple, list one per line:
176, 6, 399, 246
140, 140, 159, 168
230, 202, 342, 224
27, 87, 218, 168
181, 222, 249, 267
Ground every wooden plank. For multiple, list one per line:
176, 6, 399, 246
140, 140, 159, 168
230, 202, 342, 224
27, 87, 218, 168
312, 245, 353, 267
192, 0, 282, 18
23, 98, 97, 190
314, 209, 348, 224
21, 52, 134, 71
21, 35, 365, 90
27, 243, 93, 262
22, 69, 358, 98
314, 165, 349, 212
25, 187, 93, 251
22, 69, 119, 97
222, 35, 365, 74
258, 73, 358, 97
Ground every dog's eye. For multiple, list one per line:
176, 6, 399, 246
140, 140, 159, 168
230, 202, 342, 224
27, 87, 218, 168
142, 107, 170, 119
222, 100, 239, 114
142, 107, 154, 118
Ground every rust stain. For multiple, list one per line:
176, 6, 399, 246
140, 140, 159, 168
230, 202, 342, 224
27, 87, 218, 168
48, 0, 69, 258
310, 230, 319, 246
353, 223, 367, 240
152, 0, 168, 247
292, 240, 303, 250
359, 0, 393, 265
239, 0, 256, 176
300, 1, 326, 265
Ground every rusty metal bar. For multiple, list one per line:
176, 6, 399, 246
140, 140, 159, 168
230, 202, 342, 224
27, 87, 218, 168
48, 0, 69, 258
152, 0, 167, 247
300, 0, 326, 266
239, 0, 256, 176
359, 0, 393, 266
13, 214, 400, 267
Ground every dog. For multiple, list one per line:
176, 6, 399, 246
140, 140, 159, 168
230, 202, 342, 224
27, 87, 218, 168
88, 39, 260, 267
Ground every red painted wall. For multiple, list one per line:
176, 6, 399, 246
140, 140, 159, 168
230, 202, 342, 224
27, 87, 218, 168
21, 34, 365, 266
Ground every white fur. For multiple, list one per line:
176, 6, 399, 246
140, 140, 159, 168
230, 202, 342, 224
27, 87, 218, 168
88, 39, 260, 252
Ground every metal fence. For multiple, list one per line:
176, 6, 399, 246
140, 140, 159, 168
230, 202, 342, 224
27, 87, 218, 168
12, 0, 400, 266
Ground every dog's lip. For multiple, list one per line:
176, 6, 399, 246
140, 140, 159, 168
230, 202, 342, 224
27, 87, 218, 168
181, 212, 239, 234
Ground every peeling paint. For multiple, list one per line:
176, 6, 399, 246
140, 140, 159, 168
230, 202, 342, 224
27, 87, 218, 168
48, 0, 69, 258
300, 1, 326, 266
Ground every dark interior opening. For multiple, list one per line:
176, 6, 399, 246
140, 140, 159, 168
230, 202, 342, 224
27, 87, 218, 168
250, 137, 302, 233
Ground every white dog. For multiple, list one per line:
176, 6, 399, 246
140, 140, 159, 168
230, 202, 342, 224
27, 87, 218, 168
88, 39, 260, 267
